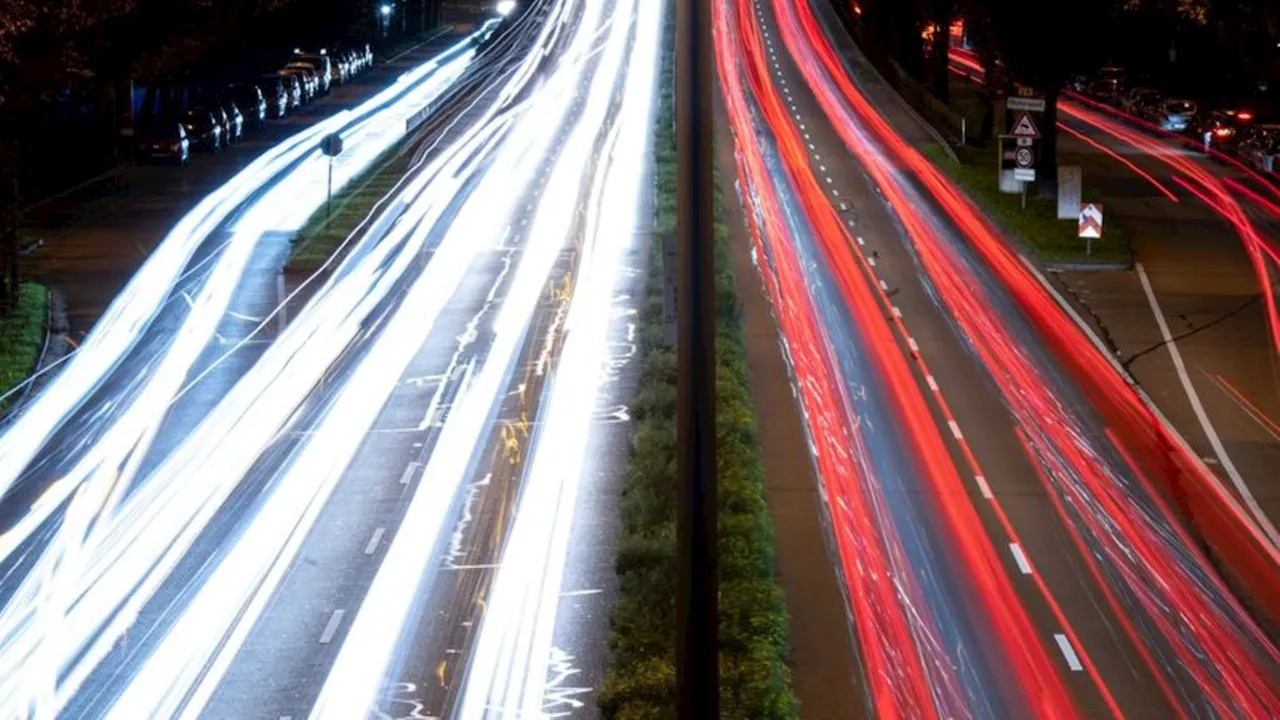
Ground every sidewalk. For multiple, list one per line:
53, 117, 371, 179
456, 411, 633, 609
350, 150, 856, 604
20, 32, 463, 339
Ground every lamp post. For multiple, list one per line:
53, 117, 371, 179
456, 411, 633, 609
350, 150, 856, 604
379, 3, 393, 41
675, 0, 717, 717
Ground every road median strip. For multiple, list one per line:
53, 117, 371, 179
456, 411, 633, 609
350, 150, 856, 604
599, 9, 799, 718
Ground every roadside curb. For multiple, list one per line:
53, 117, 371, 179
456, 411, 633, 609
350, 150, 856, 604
1043, 260, 1131, 272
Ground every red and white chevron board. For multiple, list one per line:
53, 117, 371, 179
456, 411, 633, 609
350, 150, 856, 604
1078, 202, 1103, 239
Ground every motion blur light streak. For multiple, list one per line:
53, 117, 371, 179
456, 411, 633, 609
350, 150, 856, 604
719, 0, 1083, 716
0, 29, 494, 719
730, 0, 1280, 714
783, 2, 1280, 712
456, 0, 658, 714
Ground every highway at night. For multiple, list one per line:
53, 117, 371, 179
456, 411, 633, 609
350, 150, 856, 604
0, 0, 660, 717
717, 0, 1280, 716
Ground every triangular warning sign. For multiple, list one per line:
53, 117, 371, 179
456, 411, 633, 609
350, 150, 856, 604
1011, 112, 1040, 138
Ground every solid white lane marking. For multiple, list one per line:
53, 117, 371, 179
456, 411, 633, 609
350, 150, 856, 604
319, 610, 345, 644
947, 420, 962, 439
398, 462, 420, 485
364, 528, 385, 555
1054, 633, 1084, 671
1136, 263, 1280, 547
974, 474, 994, 499
1009, 543, 1032, 574
561, 588, 603, 597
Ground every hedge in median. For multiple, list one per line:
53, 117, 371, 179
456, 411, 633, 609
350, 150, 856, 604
598, 7, 799, 717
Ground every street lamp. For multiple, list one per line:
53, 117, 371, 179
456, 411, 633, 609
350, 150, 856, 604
380, 3, 393, 17
496, 0, 516, 16
378, 3, 393, 40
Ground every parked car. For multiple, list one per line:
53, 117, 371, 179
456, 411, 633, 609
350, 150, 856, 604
1120, 87, 1161, 114
291, 52, 332, 93
1187, 108, 1256, 151
274, 71, 304, 108
258, 75, 291, 116
281, 66, 317, 102
1237, 124, 1280, 174
221, 101, 245, 142
135, 121, 189, 164
1151, 98, 1197, 131
1087, 77, 1122, 103
181, 106, 224, 152
227, 83, 267, 129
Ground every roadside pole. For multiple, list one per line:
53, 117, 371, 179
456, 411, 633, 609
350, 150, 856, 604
675, 0, 717, 716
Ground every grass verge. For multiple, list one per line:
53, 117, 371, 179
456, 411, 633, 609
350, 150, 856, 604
286, 144, 410, 272
0, 283, 49, 412
598, 8, 799, 719
925, 144, 1131, 265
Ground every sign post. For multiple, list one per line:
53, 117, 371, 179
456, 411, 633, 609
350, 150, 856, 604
320, 132, 344, 221
1057, 166, 1082, 219
1078, 202, 1104, 255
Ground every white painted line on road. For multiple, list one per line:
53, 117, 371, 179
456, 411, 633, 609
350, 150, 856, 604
925, 374, 938, 390
891, 305, 901, 318
907, 337, 919, 353
867, 256, 876, 267
280, 715, 293, 720
1009, 543, 1033, 574
832, 189, 839, 197
947, 420, 962, 439
1054, 633, 1084, 671
855, 236, 865, 245
364, 527, 385, 555
561, 588, 603, 597
319, 610, 345, 645
1135, 263, 1280, 547
276, 274, 288, 334
398, 462, 421, 486
825, 176, 834, 184
974, 474, 994, 499
819, 164, 827, 172
799, 123, 806, 130
878, 279, 888, 291
444, 563, 502, 571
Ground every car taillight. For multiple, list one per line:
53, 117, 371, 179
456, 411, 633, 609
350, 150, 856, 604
1238, 112, 1254, 121
1214, 128, 1233, 137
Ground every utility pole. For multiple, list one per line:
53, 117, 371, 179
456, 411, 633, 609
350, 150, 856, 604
675, 0, 717, 717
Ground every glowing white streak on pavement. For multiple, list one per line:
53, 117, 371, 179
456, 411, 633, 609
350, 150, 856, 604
456, 0, 660, 714
308, 3, 634, 718
0, 28, 482, 525
0, 32, 491, 720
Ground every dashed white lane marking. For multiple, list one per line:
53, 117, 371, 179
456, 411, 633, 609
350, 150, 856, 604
867, 256, 876, 267
364, 527, 386, 555
832, 189, 839, 196
1055, 633, 1084, 671
906, 337, 920, 353
925, 374, 938, 390
398, 461, 420, 485
878, 279, 888, 291
319, 610, 345, 644
856, 237, 866, 246
974, 474, 994, 499
825, 176, 834, 184
799, 122, 806, 130
819, 164, 827, 172
1009, 543, 1033, 574
947, 419, 962, 439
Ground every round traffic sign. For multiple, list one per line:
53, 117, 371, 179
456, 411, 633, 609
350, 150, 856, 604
1014, 146, 1034, 168
320, 132, 344, 157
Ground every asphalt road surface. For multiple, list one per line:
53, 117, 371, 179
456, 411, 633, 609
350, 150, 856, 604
717, 0, 1280, 717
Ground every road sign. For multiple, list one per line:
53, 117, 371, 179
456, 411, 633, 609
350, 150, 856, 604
1007, 96, 1046, 112
1014, 146, 1035, 168
1010, 112, 1040, 139
1079, 203, 1104, 238
1014, 168, 1036, 181
320, 132, 343, 157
